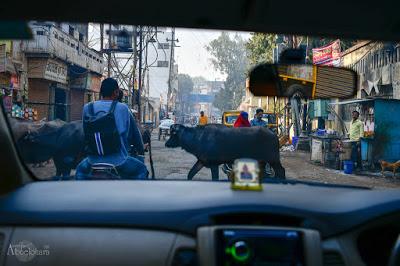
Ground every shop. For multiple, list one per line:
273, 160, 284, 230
27, 58, 68, 121
69, 71, 102, 121
332, 99, 400, 169
0, 43, 35, 120
308, 98, 400, 170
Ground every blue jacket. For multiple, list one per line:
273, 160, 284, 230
83, 100, 144, 166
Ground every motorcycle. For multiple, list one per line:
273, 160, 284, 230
89, 163, 120, 180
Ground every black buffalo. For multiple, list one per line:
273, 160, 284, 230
16, 120, 85, 177
13, 118, 152, 178
165, 124, 285, 180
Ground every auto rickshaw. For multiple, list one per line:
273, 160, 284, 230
262, 112, 279, 134
222, 110, 241, 127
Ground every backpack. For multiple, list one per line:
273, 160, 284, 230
83, 101, 121, 156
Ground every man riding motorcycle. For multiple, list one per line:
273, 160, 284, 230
75, 78, 148, 180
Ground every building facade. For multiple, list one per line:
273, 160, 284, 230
4, 22, 104, 121
342, 41, 400, 99
144, 28, 178, 112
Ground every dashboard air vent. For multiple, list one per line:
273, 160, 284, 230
323, 251, 345, 266
211, 213, 303, 227
171, 248, 197, 266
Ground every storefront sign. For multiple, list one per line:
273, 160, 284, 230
44, 59, 67, 84
28, 59, 67, 84
70, 74, 88, 90
312, 40, 341, 66
89, 75, 101, 92
10, 74, 19, 89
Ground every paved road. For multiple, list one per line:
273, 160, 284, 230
146, 132, 227, 180
29, 132, 400, 189
147, 132, 400, 189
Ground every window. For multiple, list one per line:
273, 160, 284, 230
59, 37, 64, 42
158, 43, 170, 49
71, 43, 75, 48
157, 60, 169, 67
54, 33, 58, 39
69, 26, 75, 37
79, 33, 84, 42
36, 31, 45, 35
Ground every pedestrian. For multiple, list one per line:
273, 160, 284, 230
250, 108, 267, 127
249, 109, 273, 174
349, 110, 364, 170
198, 111, 208, 125
234, 111, 251, 127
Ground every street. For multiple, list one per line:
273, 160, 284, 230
29, 131, 400, 189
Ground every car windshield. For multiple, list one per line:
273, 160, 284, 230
3, 21, 400, 190
262, 114, 277, 124
225, 115, 238, 124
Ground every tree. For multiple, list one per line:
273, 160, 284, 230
177, 74, 194, 115
246, 33, 276, 65
206, 32, 248, 110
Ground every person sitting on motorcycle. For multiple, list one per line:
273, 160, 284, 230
76, 78, 148, 180
250, 108, 267, 127
233, 111, 251, 127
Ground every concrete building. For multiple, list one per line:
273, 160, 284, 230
9, 21, 105, 121
188, 79, 222, 117
144, 28, 178, 115
341, 41, 400, 99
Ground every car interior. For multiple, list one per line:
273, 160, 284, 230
1, 0, 400, 265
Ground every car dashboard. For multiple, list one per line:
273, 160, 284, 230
0, 180, 399, 266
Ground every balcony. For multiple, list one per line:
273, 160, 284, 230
22, 25, 104, 75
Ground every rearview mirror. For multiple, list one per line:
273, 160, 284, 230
248, 63, 357, 99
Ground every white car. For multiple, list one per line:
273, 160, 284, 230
159, 119, 174, 130
158, 119, 175, 140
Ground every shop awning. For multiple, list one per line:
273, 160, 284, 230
328, 99, 374, 105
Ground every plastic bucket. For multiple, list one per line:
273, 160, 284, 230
292, 136, 299, 147
343, 160, 354, 174
317, 129, 326, 136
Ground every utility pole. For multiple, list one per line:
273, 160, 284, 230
137, 26, 143, 122
166, 28, 176, 114
107, 24, 112, 78
130, 26, 137, 109
100, 24, 104, 52
143, 29, 150, 122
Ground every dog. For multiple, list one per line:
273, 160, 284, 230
379, 160, 400, 177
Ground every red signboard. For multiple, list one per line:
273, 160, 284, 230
10, 74, 19, 89
312, 39, 341, 66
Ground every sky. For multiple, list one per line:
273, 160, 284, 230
87, 24, 251, 84
175, 28, 250, 81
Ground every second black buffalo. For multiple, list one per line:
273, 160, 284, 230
165, 124, 285, 180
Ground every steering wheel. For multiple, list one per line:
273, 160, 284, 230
388, 234, 400, 266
